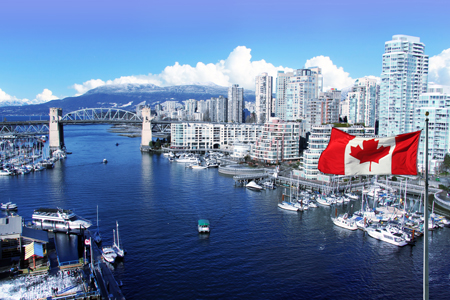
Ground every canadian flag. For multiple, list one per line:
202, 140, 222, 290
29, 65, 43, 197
318, 128, 421, 175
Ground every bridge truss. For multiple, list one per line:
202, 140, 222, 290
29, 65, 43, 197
62, 108, 142, 122
0, 123, 49, 136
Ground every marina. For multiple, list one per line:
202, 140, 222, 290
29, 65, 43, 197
2, 124, 450, 299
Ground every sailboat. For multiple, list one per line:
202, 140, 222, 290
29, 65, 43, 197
113, 221, 126, 258
93, 205, 102, 244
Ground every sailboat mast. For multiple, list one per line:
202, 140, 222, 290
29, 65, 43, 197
116, 221, 120, 248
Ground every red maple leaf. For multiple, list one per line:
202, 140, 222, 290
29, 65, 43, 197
349, 139, 391, 172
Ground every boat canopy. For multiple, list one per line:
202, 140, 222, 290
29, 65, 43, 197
198, 219, 210, 226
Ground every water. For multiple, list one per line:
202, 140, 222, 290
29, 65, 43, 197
1, 124, 450, 299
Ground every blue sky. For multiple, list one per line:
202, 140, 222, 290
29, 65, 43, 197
1, 0, 450, 103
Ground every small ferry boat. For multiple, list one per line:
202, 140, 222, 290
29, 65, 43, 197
1, 202, 18, 210
32, 208, 92, 232
198, 219, 210, 233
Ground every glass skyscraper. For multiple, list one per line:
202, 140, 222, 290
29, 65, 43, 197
379, 35, 428, 137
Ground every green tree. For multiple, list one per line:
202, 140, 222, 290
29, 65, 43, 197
443, 153, 450, 171
155, 138, 161, 149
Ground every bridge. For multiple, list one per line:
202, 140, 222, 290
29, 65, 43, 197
0, 107, 160, 154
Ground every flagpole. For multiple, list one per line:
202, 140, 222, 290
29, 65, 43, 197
424, 112, 429, 300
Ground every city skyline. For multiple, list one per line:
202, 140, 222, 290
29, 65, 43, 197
1, 0, 450, 104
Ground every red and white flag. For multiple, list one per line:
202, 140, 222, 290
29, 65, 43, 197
318, 128, 421, 175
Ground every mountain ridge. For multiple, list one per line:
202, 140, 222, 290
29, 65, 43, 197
0, 84, 256, 115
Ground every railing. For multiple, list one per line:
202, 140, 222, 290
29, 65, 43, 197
59, 259, 80, 267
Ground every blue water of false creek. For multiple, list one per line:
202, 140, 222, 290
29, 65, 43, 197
1, 124, 450, 299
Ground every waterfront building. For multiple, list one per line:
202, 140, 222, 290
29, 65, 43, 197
255, 73, 273, 124
299, 125, 375, 180
379, 35, 429, 137
228, 84, 244, 123
414, 84, 450, 174
251, 118, 301, 163
276, 68, 323, 132
171, 122, 262, 150
231, 143, 252, 159
0, 215, 49, 270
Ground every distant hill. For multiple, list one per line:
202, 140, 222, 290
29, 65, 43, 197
0, 84, 256, 115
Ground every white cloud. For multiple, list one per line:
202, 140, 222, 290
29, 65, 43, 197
70, 46, 292, 95
0, 88, 29, 106
71, 79, 106, 96
429, 48, 450, 86
304, 55, 355, 91
0, 88, 59, 106
31, 88, 59, 104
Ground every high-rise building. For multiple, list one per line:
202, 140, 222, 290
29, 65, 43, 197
251, 118, 301, 163
255, 73, 273, 124
276, 68, 323, 125
379, 35, 429, 137
414, 84, 450, 174
228, 84, 244, 123
344, 77, 379, 127
309, 89, 341, 127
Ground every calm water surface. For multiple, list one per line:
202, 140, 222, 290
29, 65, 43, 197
1, 124, 450, 299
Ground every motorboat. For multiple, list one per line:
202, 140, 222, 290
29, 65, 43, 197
246, 181, 264, 191
191, 165, 207, 170
366, 225, 408, 247
345, 192, 359, 200
198, 219, 210, 233
316, 195, 332, 206
277, 201, 298, 211
331, 213, 358, 230
102, 246, 117, 263
1, 202, 18, 210
263, 181, 275, 189
32, 207, 92, 232
103, 158, 108, 164
0, 169, 13, 176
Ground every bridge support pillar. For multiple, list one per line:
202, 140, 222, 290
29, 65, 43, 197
49, 107, 65, 155
141, 106, 153, 151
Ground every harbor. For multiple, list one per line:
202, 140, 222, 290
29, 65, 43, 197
2, 125, 450, 299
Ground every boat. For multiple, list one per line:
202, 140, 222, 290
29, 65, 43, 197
331, 213, 358, 230
0, 169, 13, 176
102, 246, 117, 263
113, 221, 125, 258
191, 165, 207, 169
366, 225, 408, 247
277, 201, 298, 211
93, 205, 102, 244
103, 158, 108, 164
246, 181, 264, 191
263, 181, 275, 189
198, 219, 210, 233
1, 202, 18, 210
345, 192, 359, 200
32, 207, 92, 232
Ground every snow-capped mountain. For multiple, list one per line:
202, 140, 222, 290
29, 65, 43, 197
0, 84, 256, 115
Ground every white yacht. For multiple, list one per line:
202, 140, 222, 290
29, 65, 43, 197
32, 208, 92, 232
0, 169, 13, 176
366, 225, 408, 247
246, 181, 264, 191
331, 213, 358, 230
277, 201, 298, 211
